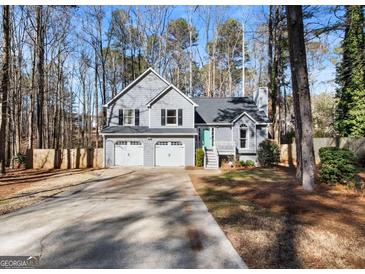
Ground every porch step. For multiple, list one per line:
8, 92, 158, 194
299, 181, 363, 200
205, 149, 219, 169
207, 156, 217, 160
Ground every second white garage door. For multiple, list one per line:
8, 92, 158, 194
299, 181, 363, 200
155, 141, 185, 166
115, 141, 144, 166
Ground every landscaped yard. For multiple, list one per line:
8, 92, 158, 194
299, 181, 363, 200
189, 167, 365, 268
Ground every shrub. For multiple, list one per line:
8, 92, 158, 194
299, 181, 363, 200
257, 140, 280, 167
195, 148, 204, 167
245, 160, 255, 167
239, 160, 245, 166
14, 153, 26, 167
281, 130, 295, 144
319, 147, 357, 184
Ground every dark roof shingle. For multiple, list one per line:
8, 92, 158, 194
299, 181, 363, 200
192, 97, 269, 124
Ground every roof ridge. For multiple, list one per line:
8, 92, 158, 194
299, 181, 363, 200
192, 96, 251, 99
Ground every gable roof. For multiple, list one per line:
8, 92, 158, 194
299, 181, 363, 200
103, 67, 170, 108
146, 84, 198, 107
192, 97, 270, 125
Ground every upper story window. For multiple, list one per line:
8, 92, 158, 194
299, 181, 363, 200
161, 109, 182, 126
124, 109, 135, 125
166, 109, 177, 125
118, 109, 139, 126
240, 125, 248, 148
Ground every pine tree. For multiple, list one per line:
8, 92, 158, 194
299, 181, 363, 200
286, 5, 316, 191
335, 5, 365, 137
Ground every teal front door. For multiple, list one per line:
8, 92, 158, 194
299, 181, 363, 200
203, 128, 212, 149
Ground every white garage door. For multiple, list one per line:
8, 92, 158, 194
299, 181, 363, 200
155, 141, 185, 166
115, 141, 143, 166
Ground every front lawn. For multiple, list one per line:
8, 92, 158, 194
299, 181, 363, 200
188, 167, 365, 268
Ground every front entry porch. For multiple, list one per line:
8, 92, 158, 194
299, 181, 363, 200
198, 127, 236, 169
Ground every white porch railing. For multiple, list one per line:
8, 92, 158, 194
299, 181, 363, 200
202, 145, 206, 168
215, 141, 236, 156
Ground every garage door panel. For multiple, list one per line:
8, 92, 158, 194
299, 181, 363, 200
155, 141, 184, 166
115, 141, 143, 166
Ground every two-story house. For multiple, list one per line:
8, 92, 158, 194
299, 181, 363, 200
101, 68, 270, 168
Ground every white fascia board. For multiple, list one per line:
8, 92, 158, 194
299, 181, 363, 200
103, 67, 170, 108
146, 85, 173, 107
148, 67, 170, 85
232, 111, 258, 124
195, 123, 232, 126
147, 84, 198, 107
169, 84, 198, 107
100, 132, 198, 136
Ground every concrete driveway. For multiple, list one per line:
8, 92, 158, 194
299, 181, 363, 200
0, 167, 246, 268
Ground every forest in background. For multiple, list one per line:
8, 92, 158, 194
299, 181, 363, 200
0, 5, 364, 187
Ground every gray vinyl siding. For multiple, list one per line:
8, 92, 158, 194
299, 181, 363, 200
233, 114, 256, 153
214, 126, 232, 142
150, 87, 195, 128
107, 72, 168, 127
104, 135, 195, 167
238, 155, 258, 162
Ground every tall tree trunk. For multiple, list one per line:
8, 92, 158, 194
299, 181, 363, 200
100, 49, 107, 128
268, 6, 273, 126
138, 48, 141, 73
94, 53, 99, 155
54, 51, 61, 150
28, 44, 36, 150
0, 5, 10, 175
15, 44, 22, 155
286, 5, 316, 191
36, 5, 45, 149
82, 76, 86, 148
188, 9, 193, 96
274, 7, 283, 144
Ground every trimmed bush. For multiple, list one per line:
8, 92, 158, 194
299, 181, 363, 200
195, 148, 204, 167
240, 160, 245, 166
257, 140, 280, 167
14, 153, 26, 165
319, 147, 357, 184
245, 160, 255, 167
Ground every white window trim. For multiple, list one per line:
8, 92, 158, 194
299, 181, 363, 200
123, 109, 135, 126
165, 109, 178, 126
239, 126, 249, 149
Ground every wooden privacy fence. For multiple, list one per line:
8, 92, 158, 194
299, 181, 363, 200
280, 137, 365, 165
27, 148, 103, 169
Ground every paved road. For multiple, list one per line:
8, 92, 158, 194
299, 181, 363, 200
0, 168, 246, 268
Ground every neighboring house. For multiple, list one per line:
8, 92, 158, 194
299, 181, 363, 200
101, 68, 270, 169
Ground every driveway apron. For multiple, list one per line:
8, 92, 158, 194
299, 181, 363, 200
0, 167, 246, 268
